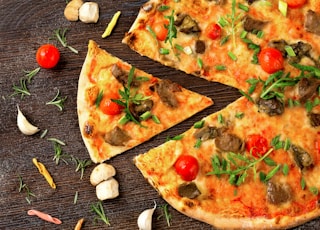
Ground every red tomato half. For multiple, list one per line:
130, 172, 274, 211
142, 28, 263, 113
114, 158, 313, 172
36, 44, 60, 69
206, 23, 222, 40
285, 0, 307, 8
246, 134, 269, 158
100, 96, 123, 115
174, 155, 199, 181
152, 20, 169, 41
258, 47, 284, 74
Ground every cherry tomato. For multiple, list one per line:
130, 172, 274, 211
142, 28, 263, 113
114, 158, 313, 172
206, 23, 222, 40
36, 44, 60, 69
245, 134, 269, 158
258, 47, 284, 74
174, 155, 199, 181
99, 96, 123, 115
285, 0, 307, 8
152, 21, 169, 41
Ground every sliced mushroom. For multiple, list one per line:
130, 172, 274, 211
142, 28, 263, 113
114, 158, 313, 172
193, 126, 223, 141
155, 79, 181, 108
243, 16, 267, 33
84, 121, 94, 136
298, 77, 320, 103
215, 133, 243, 153
246, 0, 257, 4
104, 126, 131, 146
290, 144, 313, 169
287, 42, 313, 64
308, 112, 320, 127
268, 40, 288, 57
129, 99, 154, 120
304, 10, 320, 36
174, 14, 201, 34
178, 182, 201, 199
256, 97, 284, 116
267, 181, 291, 205
111, 64, 140, 87
142, 2, 154, 12
206, 0, 226, 4
195, 40, 206, 54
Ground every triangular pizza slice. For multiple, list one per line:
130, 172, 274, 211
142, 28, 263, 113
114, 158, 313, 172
77, 40, 213, 163
134, 96, 320, 229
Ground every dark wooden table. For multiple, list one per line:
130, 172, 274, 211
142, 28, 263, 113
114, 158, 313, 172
0, 0, 319, 229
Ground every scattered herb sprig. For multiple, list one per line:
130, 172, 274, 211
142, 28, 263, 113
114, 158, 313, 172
72, 157, 92, 180
164, 10, 177, 49
18, 175, 36, 204
11, 67, 40, 99
51, 28, 78, 54
46, 89, 67, 111
157, 204, 172, 227
90, 201, 111, 226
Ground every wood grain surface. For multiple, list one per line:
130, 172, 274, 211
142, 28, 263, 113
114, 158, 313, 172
0, 0, 318, 229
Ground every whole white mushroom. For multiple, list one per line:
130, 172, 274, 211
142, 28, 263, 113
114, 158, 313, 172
90, 163, 116, 186
96, 178, 119, 200
79, 2, 99, 23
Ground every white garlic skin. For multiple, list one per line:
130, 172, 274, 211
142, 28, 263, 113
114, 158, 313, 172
17, 105, 40, 135
137, 202, 156, 230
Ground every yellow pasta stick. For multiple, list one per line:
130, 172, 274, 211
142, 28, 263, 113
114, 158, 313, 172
32, 158, 56, 189
102, 11, 121, 38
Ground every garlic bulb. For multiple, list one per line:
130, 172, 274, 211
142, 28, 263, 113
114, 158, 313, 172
137, 201, 157, 230
17, 105, 40, 135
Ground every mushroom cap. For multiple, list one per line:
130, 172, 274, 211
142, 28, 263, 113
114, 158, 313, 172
90, 163, 116, 186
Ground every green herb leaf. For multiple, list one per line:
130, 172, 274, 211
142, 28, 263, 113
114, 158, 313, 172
194, 120, 205, 129
158, 204, 172, 227
18, 175, 36, 204
164, 10, 177, 48
95, 90, 104, 107
46, 89, 67, 111
300, 177, 306, 190
51, 28, 78, 54
309, 187, 319, 196
72, 157, 92, 180
90, 201, 110, 225
282, 163, 289, 176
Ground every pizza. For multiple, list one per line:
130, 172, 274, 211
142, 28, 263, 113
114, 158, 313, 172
134, 95, 320, 229
123, 0, 320, 92
122, 0, 320, 228
77, 40, 213, 163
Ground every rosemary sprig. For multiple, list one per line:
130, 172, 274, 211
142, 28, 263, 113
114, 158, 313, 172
208, 148, 278, 186
51, 28, 78, 54
90, 201, 110, 226
157, 204, 172, 227
46, 89, 67, 111
72, 157, 92, 180
112, 67, 151, 126
18, 175, 36, 204
11, 78, 31, 99
11, 67, 40, 98
53, 142, 70, 165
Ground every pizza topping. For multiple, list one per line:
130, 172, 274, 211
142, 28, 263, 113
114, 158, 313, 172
155, 79, 181, 108
286, 0, 307, 9
256, 97, 284, 116
290, 144, 313, 169
215, 133, 244, 153
193, 125, 223, 141
174, 155, 199, 181
258, 47, 284, 74
298, 77, 320, 103
206, 23, 222, 40
129, 99, 154, 120
195, 40, 206, 54
178, 182, 201, 199
84, 121, 94, 136
111, 64, 139, 87
104, 126, 131, 146
305, 10, 320, 36
174, 14, 201, 34
100, 96, 123, 115
243, 16, 267, 33
245, 134, 269, 158
142, 2, 154, 12
266, 181, 292, 205
308, 113, 320, 127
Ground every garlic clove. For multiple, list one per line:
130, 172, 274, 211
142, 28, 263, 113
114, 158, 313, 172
137, 201, 157, 230
17, 105, 40, 135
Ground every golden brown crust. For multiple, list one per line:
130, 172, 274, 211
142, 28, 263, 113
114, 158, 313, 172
77, 40, 213, 163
